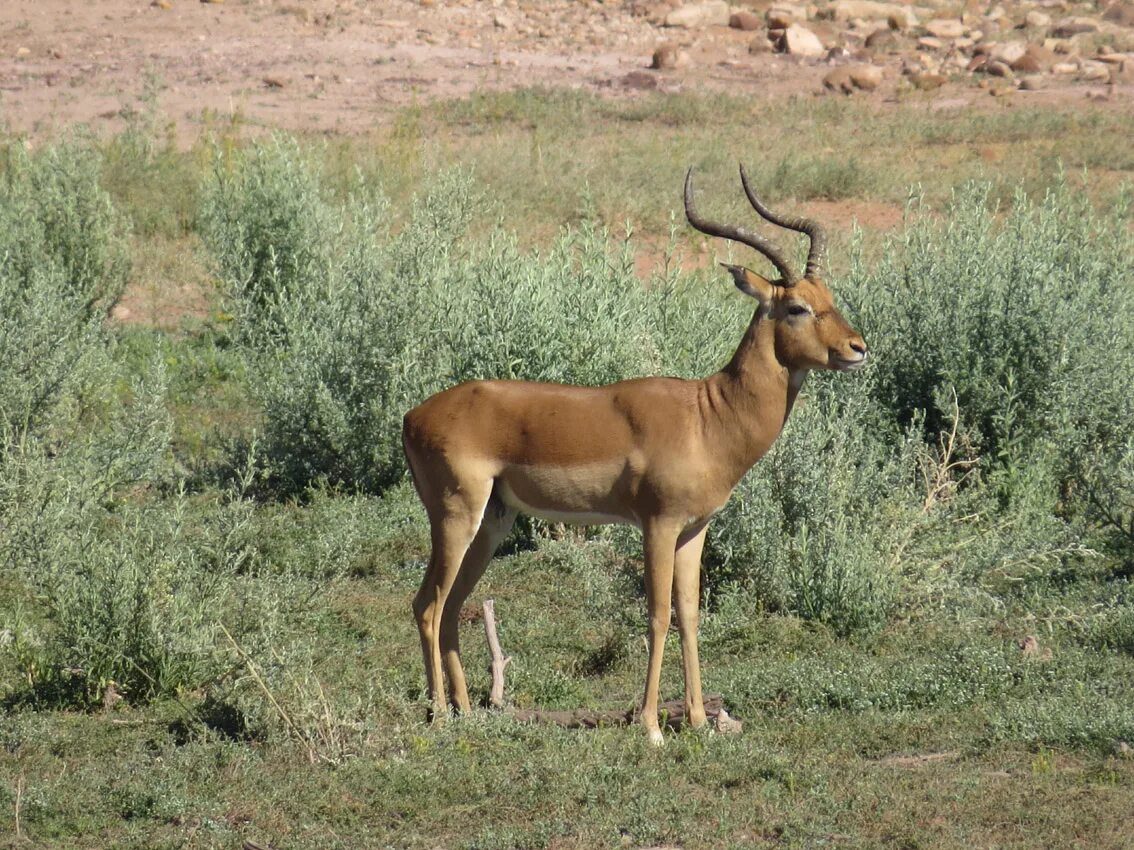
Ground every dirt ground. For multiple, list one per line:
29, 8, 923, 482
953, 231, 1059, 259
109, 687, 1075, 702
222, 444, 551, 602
2, 0, 1125, 145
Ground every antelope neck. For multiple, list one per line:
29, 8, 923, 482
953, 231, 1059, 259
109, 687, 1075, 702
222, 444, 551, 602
702, 307, 807, 473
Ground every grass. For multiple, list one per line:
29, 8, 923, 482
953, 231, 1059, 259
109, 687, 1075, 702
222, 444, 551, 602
1, 85, 1133, 849
3, 537, 1134, 849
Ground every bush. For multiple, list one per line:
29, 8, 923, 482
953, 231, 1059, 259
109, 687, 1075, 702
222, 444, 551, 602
0, 139, 132, 448
202, 142, 721, 494
705, 372, 918, 636
0, 137, 129, 316
849, 181, 1134, 528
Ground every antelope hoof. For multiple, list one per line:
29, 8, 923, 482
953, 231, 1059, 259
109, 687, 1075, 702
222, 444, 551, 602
647, 727, 665, 747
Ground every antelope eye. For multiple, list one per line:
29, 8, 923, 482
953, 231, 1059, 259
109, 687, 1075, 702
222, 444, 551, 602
787, 303, 812, 317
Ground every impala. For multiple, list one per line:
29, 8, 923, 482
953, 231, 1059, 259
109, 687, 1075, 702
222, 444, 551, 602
402, 165, 867, 744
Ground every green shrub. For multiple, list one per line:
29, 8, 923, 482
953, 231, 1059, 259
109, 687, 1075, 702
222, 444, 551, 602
199, 135, 339, 336
0, 137, 129, 316
705, 372, 917, 636
849, 181, 1134, 525
202, 144, 705, 493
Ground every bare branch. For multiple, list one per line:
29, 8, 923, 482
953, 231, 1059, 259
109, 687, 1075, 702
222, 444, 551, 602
483, 599, 511, 709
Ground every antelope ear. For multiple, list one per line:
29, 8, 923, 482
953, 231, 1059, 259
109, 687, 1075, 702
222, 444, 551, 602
722, 264, 773, 306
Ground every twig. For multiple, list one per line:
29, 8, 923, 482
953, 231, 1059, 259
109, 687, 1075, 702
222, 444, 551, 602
483, 599, 511, 708
14, 774, 24, 841
219, 623, 323, 765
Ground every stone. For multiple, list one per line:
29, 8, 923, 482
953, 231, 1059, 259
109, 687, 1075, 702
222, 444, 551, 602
989, 40, 1028, 65
151, 0, 173, 8
729, 10, 761, 31
15, 46, 30, 58
1024, 10, 1052, 29
749, 34, 774, 53
665, 1, 730, 28
909, 70, 947, 89
781, 23, 826, 56
823, 66, 857, 93
1103, 3, 1134, 27
1051, 17, 1099, 38
1012, 44, 1056, 72
849, 62, 883, 88
917, 36, 945, 50
985, 59, 1013, 76
828, 0, 918, 29
766, 8, 796, 29
1018, 74, 1047, 90
864, 27, 898, 51
713, 707, 743, 735
651, 42, 690, 69
1051, 61, 1079, 74
925, 19, 965, 39
1079, 59, 1111, 80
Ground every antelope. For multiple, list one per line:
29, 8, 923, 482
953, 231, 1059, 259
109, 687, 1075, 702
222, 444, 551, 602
402, 165, 867, 744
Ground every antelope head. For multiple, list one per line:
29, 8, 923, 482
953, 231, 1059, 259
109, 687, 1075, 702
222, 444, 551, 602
684, 165, 868, 373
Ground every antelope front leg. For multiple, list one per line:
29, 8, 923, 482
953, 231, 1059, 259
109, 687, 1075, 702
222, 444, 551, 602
640, 521, 680, 746
673, 524, 709, 730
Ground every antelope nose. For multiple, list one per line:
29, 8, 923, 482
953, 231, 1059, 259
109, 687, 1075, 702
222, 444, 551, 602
850, 339, 867, 357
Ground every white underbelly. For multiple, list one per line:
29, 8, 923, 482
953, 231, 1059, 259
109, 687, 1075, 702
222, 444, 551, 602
494, 471, 638, 528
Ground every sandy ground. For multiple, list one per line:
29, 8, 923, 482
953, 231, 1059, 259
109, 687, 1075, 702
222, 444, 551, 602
3, 0, 1124, 145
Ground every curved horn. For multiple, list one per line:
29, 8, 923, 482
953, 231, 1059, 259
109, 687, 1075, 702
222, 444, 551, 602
684, 168, 799, 285
739, 163, 827, 280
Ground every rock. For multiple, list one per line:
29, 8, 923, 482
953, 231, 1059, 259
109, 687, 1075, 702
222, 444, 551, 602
15, 46, 31, 58
1103, 3, 1134, 27
925, 19, 965, 39
1018, 74, 1047, 90
714, 707, 743, 735
766, 8, 796, 29
888, 11, 916, 31
986, 59, 1013, 76
492, 11, 513, 29
909, 70, 947, 89
1024, 10, 1052, 29
849, 62, 883, 88
864, 27, 899, 51
262, 75, 287, 88
729, 10, 761, 31
665, 1, 730, 28
651, 42, 690, 69
1052, 61, 1079, 74
917, 36, 945, 50
781, 23, 826, 56
1012, 44, 1056, 72
151, 0, 173, 8
1051, 17, 1099, 38
1114, 740, 1133, 758
828, 0, 918, 29
990, 40, 1028, 65
825, 62, 884, 91
823, 66, 856, 93
1079, 59, 1111, 80
749, 34, 774, 53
